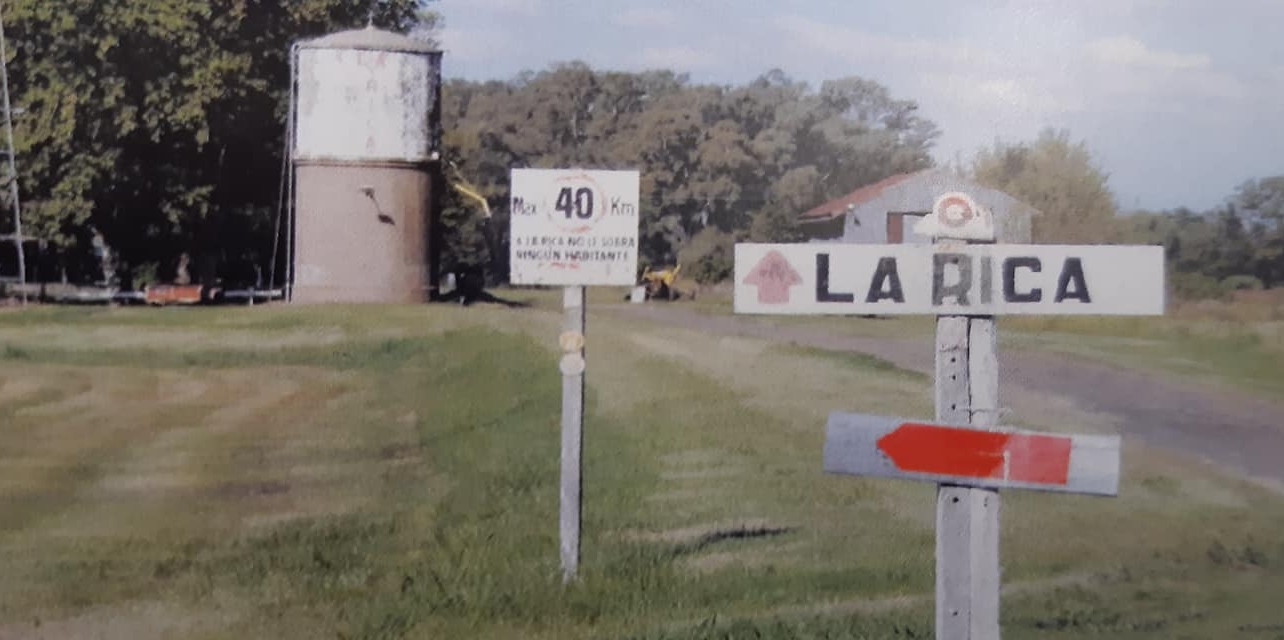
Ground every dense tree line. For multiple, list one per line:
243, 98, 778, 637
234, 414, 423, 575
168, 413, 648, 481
972, 130, 1283, 298
9, 0, 937, 289
4, 0, 435, 287
3, 2, 1277, 297
439, 66, 939, 283
1122, 177, 1284, 297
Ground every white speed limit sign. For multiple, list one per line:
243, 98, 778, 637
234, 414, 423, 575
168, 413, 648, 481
509, 169, 640, 286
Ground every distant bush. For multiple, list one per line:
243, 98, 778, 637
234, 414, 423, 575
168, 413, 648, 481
678, 229, 736, 284
1221, 275, 1264, 292
1170, 271, 1224, 301
128, 262, 161, 290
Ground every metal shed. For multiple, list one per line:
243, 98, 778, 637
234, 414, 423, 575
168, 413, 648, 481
798, 168, 1036, 245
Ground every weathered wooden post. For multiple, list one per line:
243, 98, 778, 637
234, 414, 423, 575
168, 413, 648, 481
509, 168, 640, 582
734, 190, 1165, 637
934, 244, 1001, 638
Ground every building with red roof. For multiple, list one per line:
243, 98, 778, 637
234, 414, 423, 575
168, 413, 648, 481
798, 168, 1036, 244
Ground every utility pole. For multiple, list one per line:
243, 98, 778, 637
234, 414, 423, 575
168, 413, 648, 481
0, 4, 26, 303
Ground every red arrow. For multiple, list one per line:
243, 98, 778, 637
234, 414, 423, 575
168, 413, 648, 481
742, 250, 802, 304
876, 423, 1072, 485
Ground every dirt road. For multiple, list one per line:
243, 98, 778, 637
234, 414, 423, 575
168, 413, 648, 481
613, 304, 1284, 488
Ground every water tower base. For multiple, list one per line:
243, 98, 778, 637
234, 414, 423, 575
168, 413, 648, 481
291, 161, 432, 304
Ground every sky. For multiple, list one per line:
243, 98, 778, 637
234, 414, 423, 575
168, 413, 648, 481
435, 0, 1284, 213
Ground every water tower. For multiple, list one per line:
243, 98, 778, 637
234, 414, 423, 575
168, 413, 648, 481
288, 26, 443, 303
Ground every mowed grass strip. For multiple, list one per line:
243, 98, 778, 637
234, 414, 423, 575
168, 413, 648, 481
0, 304, 1281, 639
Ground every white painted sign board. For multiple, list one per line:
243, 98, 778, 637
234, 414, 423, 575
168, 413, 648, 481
735, 243, 1165, 316
510, 169, 640, 286
824, 412, 1121, 496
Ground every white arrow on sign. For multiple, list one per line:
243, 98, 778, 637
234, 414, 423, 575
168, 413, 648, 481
823, 412, 1121, 496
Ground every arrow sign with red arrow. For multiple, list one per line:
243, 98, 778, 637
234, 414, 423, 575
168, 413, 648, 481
824, 412, 1120, 496
741, 249, 802, 304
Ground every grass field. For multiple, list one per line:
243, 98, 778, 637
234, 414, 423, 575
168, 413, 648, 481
1, 298, 1283, 638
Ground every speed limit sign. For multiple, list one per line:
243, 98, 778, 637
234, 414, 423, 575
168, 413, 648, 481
509, 169, 640, 286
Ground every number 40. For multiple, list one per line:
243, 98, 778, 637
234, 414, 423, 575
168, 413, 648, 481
555, 187, 594, 220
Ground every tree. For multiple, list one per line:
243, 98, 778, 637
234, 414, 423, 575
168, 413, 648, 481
812, 77, 940, 194
1120, 176, 1284, 299
749, 166, 818, 243
972, 129, 1119, 244
439, 66, 938, 278
1230, 176, 1284, 286
7, 0, 437, 285
8, 6, 940, 288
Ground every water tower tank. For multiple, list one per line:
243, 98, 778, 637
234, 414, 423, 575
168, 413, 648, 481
289, 26, 443, 303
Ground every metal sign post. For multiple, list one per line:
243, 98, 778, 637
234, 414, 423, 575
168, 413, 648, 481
509, 168, 640, 582
559, 286, 587, 581
737, 191, 1160, 638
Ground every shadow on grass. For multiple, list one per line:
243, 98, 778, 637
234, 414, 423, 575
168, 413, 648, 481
670, 525, 797, 558
435, 288, 532, 308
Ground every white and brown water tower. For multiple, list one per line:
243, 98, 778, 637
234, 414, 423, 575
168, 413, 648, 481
288, 26, 444, 303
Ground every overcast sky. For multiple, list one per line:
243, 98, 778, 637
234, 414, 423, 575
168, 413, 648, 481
436, 0, 1283, 212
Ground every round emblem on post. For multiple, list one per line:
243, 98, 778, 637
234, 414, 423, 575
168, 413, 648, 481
934, 192, 978, 228
559, 331, 585, 353
559, 353, 586, 376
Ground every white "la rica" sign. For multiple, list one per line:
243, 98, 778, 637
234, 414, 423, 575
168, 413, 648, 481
735, 243, 1165, 316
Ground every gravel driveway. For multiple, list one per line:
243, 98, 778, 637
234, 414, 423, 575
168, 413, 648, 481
613, 304, 1284, 488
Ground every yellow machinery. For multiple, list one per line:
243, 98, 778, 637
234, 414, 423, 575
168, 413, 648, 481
638, 264, 694, 301
450, 163, 492, 219
443, 163, 494, 304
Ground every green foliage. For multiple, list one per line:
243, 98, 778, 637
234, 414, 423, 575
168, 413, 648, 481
1221, 275, 1263, 292
6, 304, 1284, 637
1232, 176, 1284, 286
1170, 271, 1225, 301
622, 613, 932, 639
442, 68, 938, 280
0, 331, 490, 370
6, 0, 438, 284
677, 228, 736, 284
1124, 175, 1284, 298
972, 128, 1119, 244
9, 9, 937, 287
128, 261, 160, 289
